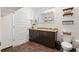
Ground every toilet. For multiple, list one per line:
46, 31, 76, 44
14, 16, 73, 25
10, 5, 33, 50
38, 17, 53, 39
61, 35, 72, 52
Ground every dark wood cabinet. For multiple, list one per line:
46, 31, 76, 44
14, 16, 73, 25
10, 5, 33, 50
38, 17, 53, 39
29, 29, 39, 42
29, 29, 57, 48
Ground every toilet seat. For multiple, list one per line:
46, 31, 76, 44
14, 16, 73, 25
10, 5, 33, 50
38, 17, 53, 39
61, 42, 72, 48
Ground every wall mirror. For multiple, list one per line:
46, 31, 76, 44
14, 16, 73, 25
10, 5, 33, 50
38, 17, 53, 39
35, 10, 54, 24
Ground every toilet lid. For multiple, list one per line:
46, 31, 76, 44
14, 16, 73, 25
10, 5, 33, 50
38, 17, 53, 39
61, 42, 72, 48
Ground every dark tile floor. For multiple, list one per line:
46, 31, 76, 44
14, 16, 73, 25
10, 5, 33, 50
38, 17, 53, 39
2, 42, 59, 52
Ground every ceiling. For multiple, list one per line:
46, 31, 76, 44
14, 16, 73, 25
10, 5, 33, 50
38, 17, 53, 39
1, 7, 22, 17
32, 7, 53, 12
32, 7, 54, 14
1, 7, 54, 17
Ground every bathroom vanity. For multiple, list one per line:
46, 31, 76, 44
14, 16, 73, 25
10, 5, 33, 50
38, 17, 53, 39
29, 28, 58, 48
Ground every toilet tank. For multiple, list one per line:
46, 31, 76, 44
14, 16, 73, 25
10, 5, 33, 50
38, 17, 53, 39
63, 35, 72, 43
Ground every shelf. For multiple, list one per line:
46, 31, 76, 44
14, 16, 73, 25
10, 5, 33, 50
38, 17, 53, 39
63, 13, 73, 16
63, 32, 71, 35
63, 7, 74, 16
62, 20, 74, 25
63, 7, 73, 11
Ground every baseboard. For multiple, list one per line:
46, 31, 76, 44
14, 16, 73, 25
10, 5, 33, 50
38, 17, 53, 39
1, 46, 13, 52
13, 40, 29, 47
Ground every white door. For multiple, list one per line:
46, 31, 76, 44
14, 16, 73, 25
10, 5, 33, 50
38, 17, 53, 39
13, 11, 30, 46
1, 14, 13, 49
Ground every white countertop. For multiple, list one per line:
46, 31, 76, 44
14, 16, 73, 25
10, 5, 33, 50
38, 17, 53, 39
30, 28, 58, 32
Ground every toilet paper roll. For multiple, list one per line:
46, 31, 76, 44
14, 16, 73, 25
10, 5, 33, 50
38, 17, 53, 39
76, 48, 79, 52
74, 40, 79, 48
75, 40, 79, 42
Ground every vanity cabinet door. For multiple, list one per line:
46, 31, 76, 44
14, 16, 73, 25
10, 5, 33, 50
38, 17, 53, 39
33, 30, 39, 42
39, 31, 48, 45
39, 31, 55, 48
49, 32, 56, 48
40, 31, 56, 48
29, 30, 39, 42
29, 29, 33, 41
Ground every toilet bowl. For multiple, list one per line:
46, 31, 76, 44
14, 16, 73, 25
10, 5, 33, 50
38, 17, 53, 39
61, 35, 72, 52
61, 42, 72, 52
